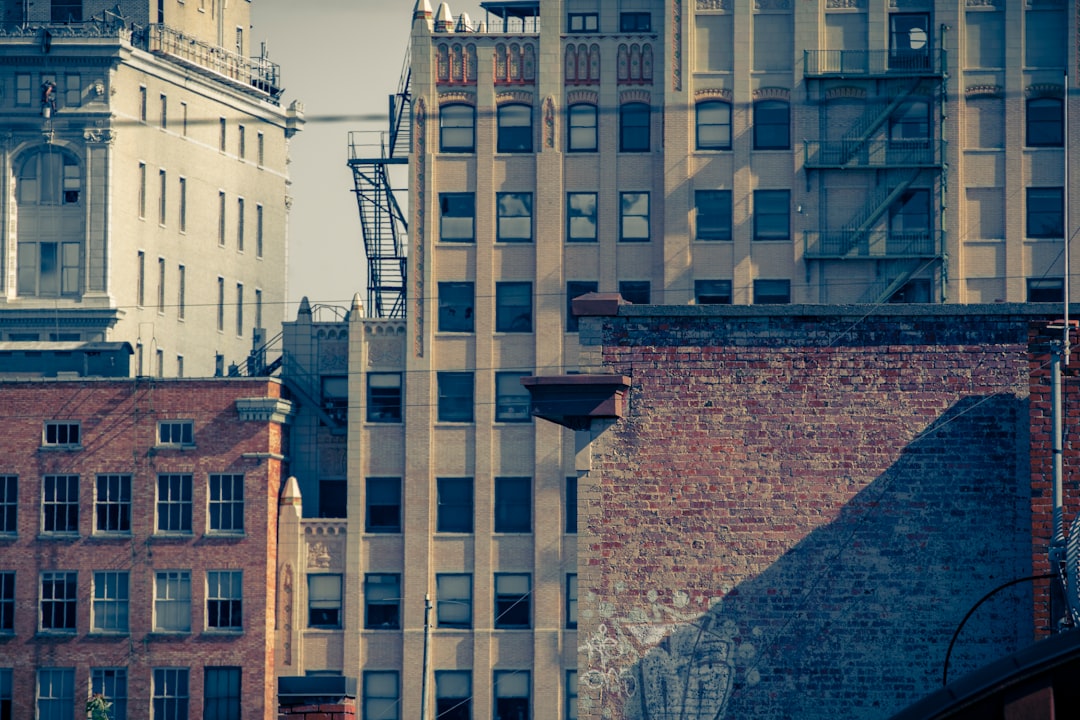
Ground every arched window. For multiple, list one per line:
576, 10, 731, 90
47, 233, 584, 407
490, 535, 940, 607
17, 148, 81, 205
1027, 97, 1063, 147
16, 147, 84, 298
753, 100, 789, 150
497, 103, 533, 153
567, 103, 597, 152
696, 100, 731, 150
440, 104, 476, 153
619, 102, 650, 152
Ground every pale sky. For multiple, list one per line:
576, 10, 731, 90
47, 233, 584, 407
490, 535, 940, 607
252, 0, 485, 318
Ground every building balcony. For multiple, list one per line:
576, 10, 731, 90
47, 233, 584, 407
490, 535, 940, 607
803, 230, 940, 260
804, 139, 943, 169
804, 49, 945, 78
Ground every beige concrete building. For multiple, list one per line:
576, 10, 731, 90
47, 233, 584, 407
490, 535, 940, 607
0, 0, 302, 377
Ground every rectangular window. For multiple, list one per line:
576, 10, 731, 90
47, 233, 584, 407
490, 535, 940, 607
567, 192, 598, 241
255, 204, 264, 257
137, 250, 146, 306
152, 668, 189, 720
236, 283, 244, 337
568, 12, 598, 32
495, 372, 531, 422
155, 349, 164, 378
217, 192, 226, 245
158, 420, 194, 446
154, 571, 191, 632
1027, 187, 1064, 238
566, 574, 578, 628
204, 667, 240, 720
40, 571, 77, 632
257, 132, 265, 166
178, 177, 186, 232
1028, 278, 1065, 303
696, 190, 732, 240
95, 474, 131, 534
1027, 97, 1064, 148
366, 477, 401, 533
208, 474, 244, 534
437, 477, 473, 533
753, 279, 791, 304
238, 125, 246, 159
495, 477, 531, 533
159, 94, 167, 128
494, 671, 530, 720
440, 104, 476, 152
753, 101, 790, 150
65, 73, 81, 107
753, 190, 791, 240
0, 572, 13, 632
219, 117, 226, 151
440, 193, 475, 242
42, 475, 78, 534
697, 101, 732, 149
890, 12, 931, 69
566, 477, 577, 534
568, 104, 598, 151
566, 280, 599, 332
620, 192, 650, 241
695, 279, 733, 305
180, 101, 188, 136
496, 192, 533, 242
157, 257, 166, 312
37, 668, 74, 720
308, 574, 342, 628
92, 571, 129, 633
43, 420, 80, 447
91, 668, 127, 720
217, 277, 225, 331
494, 573, 531, 628
363, 672, 400, 720
319, 479, 346, 519
178, 264, 186, 319
157, 474, 193, 534
138, 163, 147, 218
177, 355, 184, 378
436, 574, 472, 628
15, 73, 31, 106
206, 571, 242, 631
436, 671, 472, 720
619, 280, 651, 305
255, 288, 263, 329
497, 104, 532, 153
437, 372, 474, 422
438, 281, 474, 332
367, 373, 403, 423
567, 671, 578, 720
364, 574, 401, 629
620, 12, 651, 31
620, 103, 651, 152
236, 198, 245, 252
139, 86, 147, 122
0, 476, 14, 535
496, 282, 532, 332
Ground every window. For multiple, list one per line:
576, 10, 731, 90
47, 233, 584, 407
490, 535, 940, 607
64, 73, 80, 107
17, 149, 81, 205
16, 150, 83, 297
695, 280, 733, 305
363, 672, 400, 720
440, 104, 476, 152
437, 373, 474, 423
255, 204, 264, 257
889, 189, 930, 248
889, 13, 931, 69
91, 668, 127, 720
566, 477, 577, 533
158, 257, 166, 312
257, 132, 265, 165
255, 288, 263, 329
319, 479, 346, 519
620, 103, 650, 152
696, 101, 732, 150
0, 572, 13, 632
619, 280, 651, 305
158, 420, 193, 446
496, 282, 532, 332
364, 574, 401, 629
217, 192, 226, 246
137, 250, 146, 306
42, 475, 78, 534
753, 190, 790, 240
180, 101, 188, 135
696, 190, 732, 240
208, 474, 244, 534
367, 373, 403, 423
495, 477, 531, 533
158, 169, 167, 224
889, 99, 930, 144
308, 574, 342, 628
206, 571, 242, 631
178, 264, 186, 320
1028, 187, 1064, 238
366, 477, 401, 533
497, 192, 533, 242
236, 198, 245, 251
236, 283, 244, 337
887, 278, 932, 303
754, 100, 790, 150
437, 477, 473, 533
204, 667, 240, 720
139, 86, 147, 122
567, 671, 578, 720
138, 163, 147, 217
156, 474, 193, 534
217, 277, 225, 331
753, 279, 791, 304
495, 372, 531, 422
494, 671, 530, 720
568, 13, 598, 32
566, 281, 598, 331
1028, 278, 1065, 303
40, 571, 77, 632
159, 94, 167, 128
0, 476, 14, 535
497, 103, 532, 153
436, 574, 472, 628
238, 125, 246, 159
620, 12, 651, 31
152, 668, 189, 720
43, 420, 80, 447
439, 193, 475, 242
92, 571, 129, 633
219, 117, 227, 151
564, 574, 580, 630
436, 671, 472, 720
438, 281, 474, 332
37, 668, 74, 720
155, 349, 164, 378
567, 192, 598, 241
494, 573, 530, 628
620, 192, 650, 241
15, 73, 30, 105
568, 104, 598, 151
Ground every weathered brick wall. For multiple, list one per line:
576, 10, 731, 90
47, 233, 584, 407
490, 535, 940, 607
577, 306, 1047, 720
278, 700, 356, 720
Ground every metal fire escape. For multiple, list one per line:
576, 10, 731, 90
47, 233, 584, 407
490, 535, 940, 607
347, 47, 411, 319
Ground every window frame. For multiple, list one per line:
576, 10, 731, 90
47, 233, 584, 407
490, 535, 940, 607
364, 573, 401, 630
437, 372, 474, 423
494, 476, 532, 533
695, 189, 733, 241
92, 570, 130, 634
439, 192, 476, 243
1027, 97, 1064, 148
204, 667, 241, 720
753, 100, 791, 150
438, 281, 475, 333
206, 570, 243, 632
493, 670, 531, 720
0, 475, 15, 536
366, 477, 402, 533
619, 192, 650, 242
753, 279, 792, 305
566, 574, 578, 629
753, 190, 791, 241
565, 477, 577, 534
436, 574, 473, 628
152, 667, 189, 720
0, 572, 13, 633
696, 100, 732, 150
153, 570, 192, 633
495, 281, 533, 333
1027, 187, 1065, 239
41, 474, 79, 535
367, 373, 403, 423
567, 670, 579, 720
157, 419, 194, 447
620, 12, 651, 32
568, 12, 598, 32
308, 573, 343, 628
43, 420, 80, 448
440, 104, 476, 153
39, 570, 77, 633
1028, 278, 1065, 303
436, 670, 472, 720
494, 573, 531, 629
91, 668, 127, 720
495, 372, 532, 423
37, 667, 75, 720
618, 280, 651, 305
567, 104, 598, 152
619, 102, 651, 152
156, 473, 193, 535
695, 279, 733, 305
363, 671, 401, 720
567, 192, 598, 242
437, 477, 474, 533
208, 473, 244, 535
496, 192, 534, 242
497, 103, 533, 153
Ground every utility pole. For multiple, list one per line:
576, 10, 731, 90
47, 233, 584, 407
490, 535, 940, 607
419, 594, 432, 720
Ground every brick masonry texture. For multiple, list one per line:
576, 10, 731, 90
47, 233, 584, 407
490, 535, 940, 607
576, 307, 1054, 720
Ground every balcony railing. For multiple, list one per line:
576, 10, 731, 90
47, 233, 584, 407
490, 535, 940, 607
145, 24, 281, 101
804, 230, 940, 260
804, 49, 944, 77
804, 139, 943, 169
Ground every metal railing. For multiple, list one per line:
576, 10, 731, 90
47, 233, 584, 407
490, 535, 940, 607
144, 24, 281, 100
804, 139, 942, 169
804, 49, 944, 77
804, 229, 939, 259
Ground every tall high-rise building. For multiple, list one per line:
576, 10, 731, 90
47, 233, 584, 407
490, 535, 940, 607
0, 0, 302, 377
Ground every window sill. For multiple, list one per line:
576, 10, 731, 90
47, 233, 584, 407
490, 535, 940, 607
152, 444, 196, 451
203, 628, 243, 636
35, 630, 77, 639
203, 532, 246, 541
88, 532, 133, 541
306, 626, 344, 632
36, 532, 79, 541
0, 533, 16, 542
147, 631, 192, 639
148, 533, 194, 542
38, 445, 83, 452
87, 630, 129, 639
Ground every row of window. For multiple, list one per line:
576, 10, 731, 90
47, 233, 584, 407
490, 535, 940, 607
0, 666, 239, 720
0, 568, 241, 635
41, 419, 193, 448
0, 472, 244, 536
136, 85, 266, 163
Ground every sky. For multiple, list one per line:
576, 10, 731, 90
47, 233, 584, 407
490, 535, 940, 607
252, 1, 485, 318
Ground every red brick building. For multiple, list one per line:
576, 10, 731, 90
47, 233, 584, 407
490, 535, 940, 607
0, 377, 292, 719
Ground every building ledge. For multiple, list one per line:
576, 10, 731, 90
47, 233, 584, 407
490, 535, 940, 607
521, 374, 631, 430
236, 397, 295, 424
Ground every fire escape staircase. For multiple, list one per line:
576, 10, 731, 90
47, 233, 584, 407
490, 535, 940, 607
806, 168, 924, 259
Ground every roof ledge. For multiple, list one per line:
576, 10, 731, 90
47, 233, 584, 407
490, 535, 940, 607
521, 374, 631, 430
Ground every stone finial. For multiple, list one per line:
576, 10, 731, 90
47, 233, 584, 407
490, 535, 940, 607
456, 12, 471, 32
279, 476, 302, 507
414, 0, 433, 19
350, 293, 365, 319
297, 296, 311, 319
435, 2, 454, 32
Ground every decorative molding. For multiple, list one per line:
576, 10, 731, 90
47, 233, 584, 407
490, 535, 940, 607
496, 90, 534, 105
567, 89, 599, 105
752, 86, 791, 101
694, 87, 733, 101
889, 0, 931, 8
543, 95, 556, 149
823, 85, 867, 100
82, 127, 116, 144
1026, 83, 1064, 98
307, 541, 333, 569
826, 0, 864, 7
438, 90, 476, 105
673, 0, 682, 91
367, 337, 404, 367
1025, 0, 1064, 8
696, 0, 731, 10
235, 397, 295, 424
620, 89, 652, 105
965, 0, 998, 7
281, 563, 293, 666
965, 84, 1003, 97
754, 0, 791, 8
